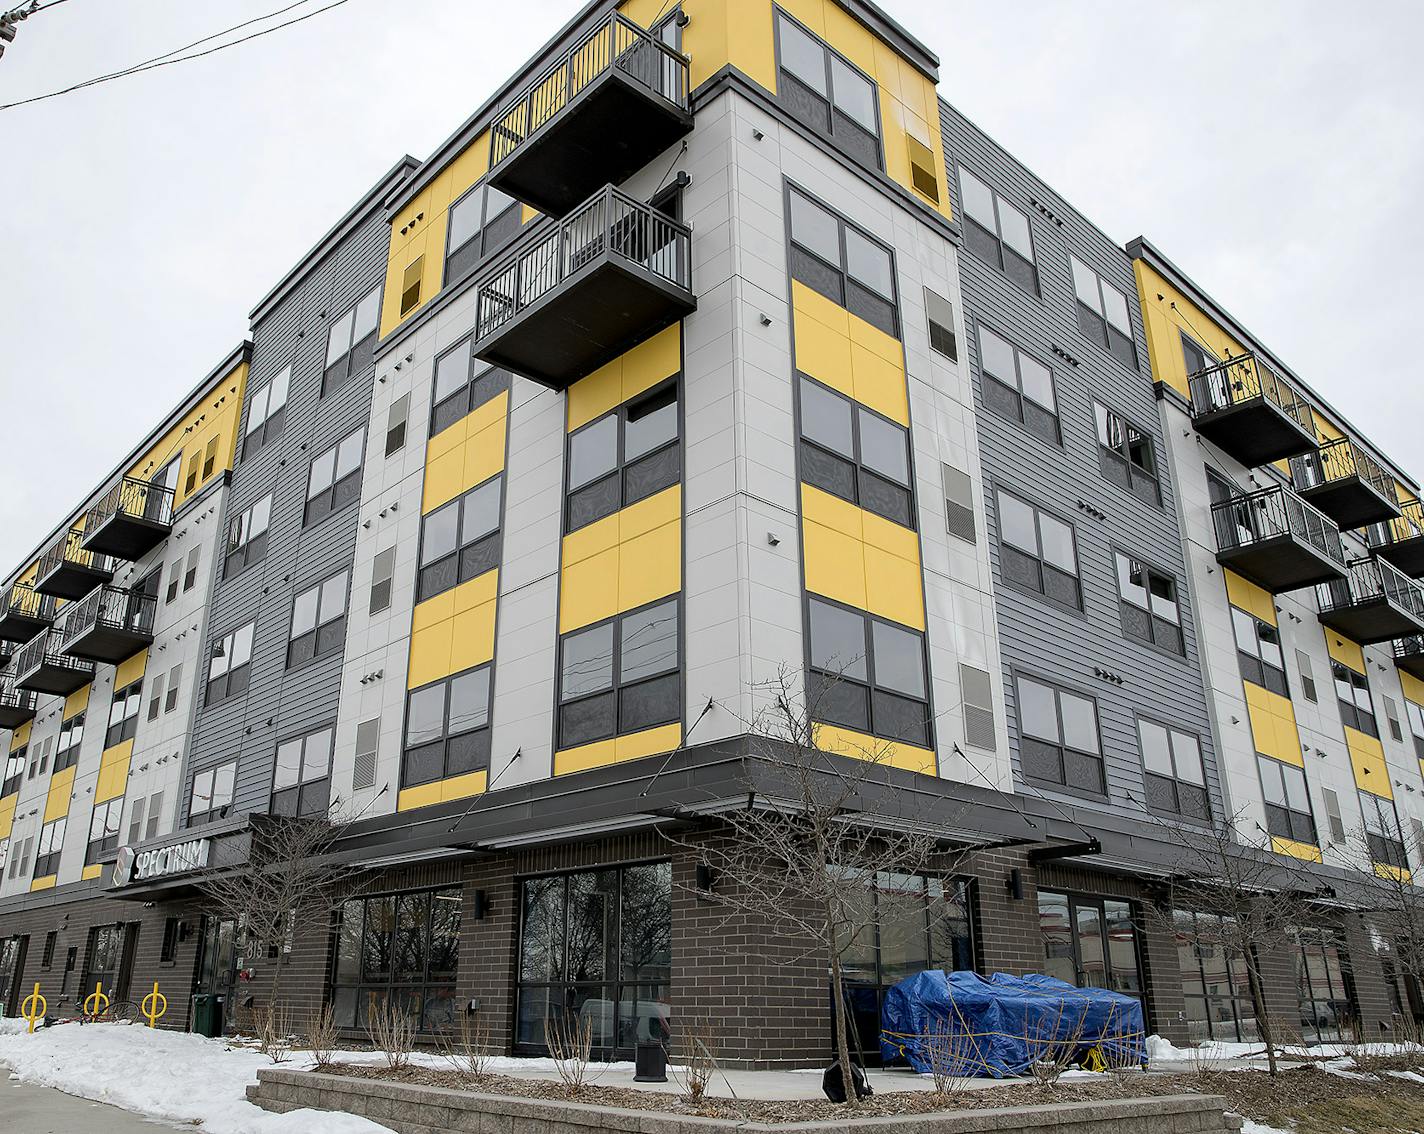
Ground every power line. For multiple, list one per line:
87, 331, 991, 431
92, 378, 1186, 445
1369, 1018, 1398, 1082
1, 0, 357, 111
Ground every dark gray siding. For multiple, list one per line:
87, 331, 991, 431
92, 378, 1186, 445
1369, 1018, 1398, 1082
938, 101, 1225, 826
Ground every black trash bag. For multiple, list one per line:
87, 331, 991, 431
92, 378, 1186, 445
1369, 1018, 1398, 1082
822, 1058, 873, 1103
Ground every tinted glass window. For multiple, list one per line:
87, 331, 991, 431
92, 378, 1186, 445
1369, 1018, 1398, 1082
621, 600, 678, 683
809, 599, 868, 680
562, 623, 614, 697
569, 416, 618, 490
871, 621, 925, 699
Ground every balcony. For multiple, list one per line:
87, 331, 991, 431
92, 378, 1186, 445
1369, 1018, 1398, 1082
0, 669, 36, 729
1369, 498, 1424, 578
0, 581, 56, 643
473, 185, 695, 389
1290, 437, 1401, 530
1395, 636, 1424, 682
1316, 557, 1424, 645
1211, 485, 1347, 593
33, 528, 114, 600
82, 475, 176, 560
487, 12, 692, 219
1187, 353, 1317, 466
58, 585, 157, 665
15, 628, 95, 696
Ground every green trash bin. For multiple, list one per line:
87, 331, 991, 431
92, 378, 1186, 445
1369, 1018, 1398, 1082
191, 994, 221, 1038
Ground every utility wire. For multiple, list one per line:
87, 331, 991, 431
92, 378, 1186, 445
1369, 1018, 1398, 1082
1, 0, 356, 111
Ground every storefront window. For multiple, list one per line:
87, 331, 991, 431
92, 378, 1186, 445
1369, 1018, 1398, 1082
330, 886, 460, 1032
515, 862, 671, 1057
1174, 910, 1258, 1043
1293, 926, 1358, 1044
1038, 890, 1143, 998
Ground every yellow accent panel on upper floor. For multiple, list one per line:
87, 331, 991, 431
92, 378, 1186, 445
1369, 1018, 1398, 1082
10, 722, 31, 751
813, 723, 936, 776
45, 765, 76, 822
1345, 728, 1391, 799
1326, 633, 1365, 673
792, 282, 908, 425
1133, 260, 1247, 402
397, 769, 488, 813
1377, 863, 1413, 883
566, 325, 681, 432
554, 722, 682, 777
1224, 571, 1276, 627
559, 486, 682, 634
423, 390, 509, 513
1271, 836, 1323, 864
30, 875, 56, 892
0, 794, 16, 840
82, 863, 104, 881
800, 484, 924, 631
114, 650, 148, 690
128, 358, 248, 510
1402, 671, 1424, 708
96, 740, 133, 803
64, 685, 91, 719
408, 570, 500, 690
1244, 684, 1303, 768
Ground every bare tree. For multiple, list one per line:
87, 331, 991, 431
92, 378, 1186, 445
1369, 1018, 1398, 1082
1339, 819, 1424, 1028
665, 665, 968, 1108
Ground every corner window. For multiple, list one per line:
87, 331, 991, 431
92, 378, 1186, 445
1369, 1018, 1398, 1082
445, 182, 521, 286
566, 382, 680, 533
323, 285, 381, 395
287, 570, 349, 668
558, 599, 680, 749
1016, 675, 1105, 795
976, 325, 1058, 445
1361, 791, 1407, 870
1138, 719, 1208, 819
243, 366, 289, 460
957, 166, 1037, 295
1071, 256, 1137, 368
402, 665, 492, 788
996, 489, 1081, 610
1115, 553, 1183, 655
431, 337, 511, 437
1332, 661, 1376, 737
1232, 608, 1287, 697
272, 726, 333, 817
798, 375, 913, 528
1095, 403, 1159, 505
806, 597, 929, 748
788, 189, 898, 336
34, 817, 66, 877
54, 712, 85, 772
188, 759, 237, 826
85, 798, 122, 865
224, 495, 271, 580
106, 680, 142, 748
304, 427, 364, 527
1258, 755, 1316, 845
418, 475, 502, 602
206, 622, 255, 706
776, 12, 882, 171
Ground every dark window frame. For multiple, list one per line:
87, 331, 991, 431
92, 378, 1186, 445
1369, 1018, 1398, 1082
54, 712, 85, 772
1069, 254, 1139, 368
1095, 401, 1160, 505
417, 473, 505, 603
304, 427, 365, 527
271, 723, 334, 818
401, 664, 494, 790
1114, 550, 1185, 657
242, 366, 290, 461
1256, 754, 1318, 847
1232, 607, 1289, 698
187, 758, 237, 827
85, 796, 122, 865
1014, 673, 1107, 798
774, 7, 884, 173
444, 181, 523, 288
1135, 715, 1210, 822
786, 185, 900, 337
796, 373, 915, 529
429, 337, 511, 439
955, 164, 1039, 296
1360, 790, 1408, 871
205, 621, 255, 707
1332, 659, 1378, 738
1, 747, 23, 798
285, 569, 350, 669
34, 816, 65, 877
994, 487, 1083, 613
1173, 909, 1258, 1044
974, 322, 1060, 446
322, 284, 382, 396
105, 679, 142, 749
564, 379, 682, 535
224, 494, 272, 580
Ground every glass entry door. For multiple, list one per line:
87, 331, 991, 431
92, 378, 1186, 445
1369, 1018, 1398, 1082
1039, 890, 1144, 1000
0, 936, 27, 1016
195, 916, 239, 1029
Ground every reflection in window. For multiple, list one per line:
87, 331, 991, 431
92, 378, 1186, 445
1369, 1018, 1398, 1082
776, 14, 882, 170
798, 375, 913, 528
566, 382, 680, 532
1174, 909, 1258, 1043
977, 326, 1058, 445
1016, 676, 1103, 794
1138, 719, 1208, 819
557, 599, 680, 749
958, 166, 1037, 295
1115, 554, 1183, 655
996, 490, 1081, 610
806, 597, 929, 748
1233, 608, 1288, 697
1071, 256, 1137, 368
418, 475, 503, 601
1095, 403, 1159, 504
788, 189, 898, 336
402, 665, 492, 789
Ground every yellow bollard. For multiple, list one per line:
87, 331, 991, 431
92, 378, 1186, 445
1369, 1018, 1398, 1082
20, 983, 46, 1033
82, 981, 110, 1019
140, 982, 167, 1029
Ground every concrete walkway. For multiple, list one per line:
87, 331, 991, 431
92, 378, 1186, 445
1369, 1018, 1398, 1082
0, 1072, 182, 1131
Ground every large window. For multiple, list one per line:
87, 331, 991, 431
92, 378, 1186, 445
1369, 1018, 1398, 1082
798, 375, 913, 528
445, 182, 521, 285
225, 495, 271, 579
1115, 553, 1183, 655
34, 817, 66, 877
304, 427, 364, 527
1, 748, 21, 797
775, 12, 881, 170
806, 597, 929, 747
205, 622, 254, 706
1095, 403, 1159, 505
323, 285, 381, 395
1137, 718, 1208, 820
332, 887, 461, 1033
1039, 890, 1142, 998
106, 680, 142, 748
1333, 661, 1377, 737
1070, 256, 1137, 367
558, 599, 680, 750
1016, 675, 1104, 795
1174, 910, 1258, 1043
188, 760, 237, 827
1233, 608, 1288, 697
977, 325, 1059, 446
566, 382, 680, 532
788, 189, 898, 336
272, 726, 333, 817
243, 366, 290, 461
430, 336, 510, 438
1361, 791, 1408, 870
287, 570, 349, 668
516, 862, 671, 1057
85, 798, 122, 865
1407, 698, 1424, 761
1292, 927, 1358, 1044
54, 712, 85, 772
957, 166, 1037, 295
996, 489, 1081, 611
403, 665, 492, 788
1258, 755, 1316, 846
418, 475, 502, 601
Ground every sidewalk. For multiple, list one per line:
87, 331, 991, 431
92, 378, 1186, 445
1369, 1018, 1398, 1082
0, 1071, 184, 1132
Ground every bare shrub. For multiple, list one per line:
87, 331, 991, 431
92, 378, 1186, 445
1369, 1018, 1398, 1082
1185, 1041, 1226, 1079
544, 1010, 594, 1095
919, 992, 990, 1101
1023, 997, 1090, 1088
259, 1001, 293, 1065
666, 1019, 718, 1104
437, 1010, 494, 1080
1097, 1002, 1144, 1092
307, 1003, 340, 1070
366, 999, 415, 1072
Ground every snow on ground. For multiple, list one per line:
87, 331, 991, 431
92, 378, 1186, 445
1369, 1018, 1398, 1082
0, 1018, 30, 1036
1146, 1033, 1420, 1066
1239, 1121, 1292, 1134
0, 1022, 390, 1133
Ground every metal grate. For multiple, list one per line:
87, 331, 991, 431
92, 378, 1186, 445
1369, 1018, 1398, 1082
959, 664, 995, 752
941, 463, 975, 544
353, 719, 380, 790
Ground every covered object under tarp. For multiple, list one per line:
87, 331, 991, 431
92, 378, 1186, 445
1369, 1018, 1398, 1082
879, 970, 1146, 1077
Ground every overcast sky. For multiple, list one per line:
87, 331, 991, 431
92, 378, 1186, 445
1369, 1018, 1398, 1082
1, 0, 1421, 572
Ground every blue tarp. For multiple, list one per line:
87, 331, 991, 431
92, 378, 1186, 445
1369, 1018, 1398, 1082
879, 971, 1146, 1077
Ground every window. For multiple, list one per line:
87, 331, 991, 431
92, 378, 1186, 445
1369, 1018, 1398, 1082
788, 189, 897, 336
323, 284, 381, 395
384, 394, 409, 457
10, 836, 32, 878
1406, 698, 1424, 762
566, 382, 680, 532
1333, 661, 1377, 737
402, 665, 492, 788
430, 337, 511, 437
1321, 787, 1347, 843
558, 600, 681, 749
1181, 333, 1215, 381
353, 719, 380, 791
798, 376, 913, 527
287, 571, 349, 668
54, 712, 85, 772
1039, 890, 1142, 998
201, 436, 218, 480
225, 495, 271, 579
331, 887, 461, 1032
924, 288, 957, 361
957, 166, 1037, 294
996, 489, 1081, 610
165, 558, 181, 604
126, 795, 146, 844
1361, 791, 1408, 869
272, 726, 333, 817
399, 257, 423, 317
1138, 719, 1208, 819
1297, 649, 1318, 703
1070, 256, 1137, 367
41, 931, 56, 969
960, 664, 995, 751
206, 622, 255, 706
1258, 755, 1316, 845
164, 664, 181, 714
806, 597, 929, 747
1233, 608, 1288, 697
369, 548, 395, 615
907, 134, 940, 204
2, 747, 22, 797
976, 325, 1058, 445
106, 680, 142, 748
1383, 695, 1404, 744
34, 818, 65, 876
188, 760, 237, 826
776, 13, 881, 170
304, 427, 364, 526
85, 797, 122, 864
1173, 910, 1258, 1043
1016, 676, 1104, 794
183, 546, 200, 592
445, 182, 521, 284
160, 918, 180, 964
184, 453, 199, 496
146, 674, 164, 722
515, 863, 669, 1056
941, 463, 976, 543
145, 790, 163, 840
1095, 403, 1159, 505
1116, 554, 1183, 655
244, 366, 290, 460
1291, 927, 1358, 1044
418, 476, 502, 601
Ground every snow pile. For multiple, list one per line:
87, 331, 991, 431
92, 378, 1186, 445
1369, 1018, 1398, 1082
1238, 1121, 1292, 1134
0, 1017, 31, 1036
0, 1022, 391, 1133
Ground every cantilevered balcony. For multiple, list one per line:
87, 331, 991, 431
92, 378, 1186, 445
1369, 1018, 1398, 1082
58, 585, 156, 665
1316, 557, 1424, 645
1395, 636, 1424, 682
1290, 437, 1401, 530
473, 185, 695, 389
15, 628, 94, 696
33, 528, 113, 600
1369, 498, 1424, 578
1211, 485, 1347, 593
0, 641, 10, 667
0, 581, 56, 643
1187, 353, 1317, 466
81, 475, 176, 560
486, 12, 692, 219
0, 669, 36, 729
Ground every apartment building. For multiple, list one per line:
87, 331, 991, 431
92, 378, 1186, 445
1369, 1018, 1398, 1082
0, 0, 1420, 1063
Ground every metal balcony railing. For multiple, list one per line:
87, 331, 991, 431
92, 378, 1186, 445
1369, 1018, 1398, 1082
1318, 557, 1424, 621
0, 581, 56, 625
36, 527, 113, 585
1187, 352, 1315, 434
1371, 497, 1424, 552
58, 585, 157, 651
0, 668, 36, 721
475, 184, 692, 342
1292, 436, 1397, 503
14, 628, 94, 684
85, 475, 176, 536
1395, 634, 1424, 666
489, 12, 690, 170
1212, 485, 1345, 565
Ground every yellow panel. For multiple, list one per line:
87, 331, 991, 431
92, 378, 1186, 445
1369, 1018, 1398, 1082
64, 685, 91, 719
560, 487, 682, 633
81, 863, 104, 881
1132, 260, 1248, 402
1377, 863, 1413, 883
1271, 836, 1323, 864
1346, 728, 1391, 799
114, 649, 148, 690
397, 769, 488, 813
1325, 633, 1365, 673
1244, 684, 1303, 767
30, 875, 56, 892
1405, 672, 1424, 708
127, 356, 248, 509
567, 325, 681, 432
554, 722, 682, 776
814, 723, 936, 776
792, 282, 909, 425
422, 391, 510, 513
96, 740, 134, 802
0, 795, 16, 840
408, 571, 499, 689
44, 766, 76, 822
1224, 571, 1276, 627
801, 485, 924, 630
10, 722, 31, 752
